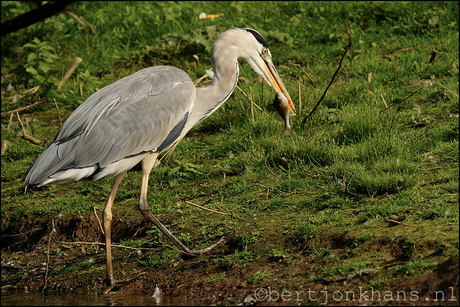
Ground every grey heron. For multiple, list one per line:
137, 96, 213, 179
22, 27, 295, 293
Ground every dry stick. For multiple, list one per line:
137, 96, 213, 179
380, 94, 388, 108
61, 10, 94, 34
94, 207, 104, 236
57, 57, 83, 91
1, 227, 42, 237
1, 140, 9, 154
53, 98, 62, 126
184, 200, 245, 221
16, 112, 42, 145
369, 90, 378, 106
298, 82, 302, 115
43, 219, 56, 293
387, 219, 420, 229
193, 72, 209, 86
79, 83, 83, 96
264, 161, 282, 180
290, 63, 316, 87
1, 99, 46, 117
235, 85, 268, 115
432, 81, 459, 98
7, 113, 14, 130
58, 241, 162, 252
301, 26, 352, 127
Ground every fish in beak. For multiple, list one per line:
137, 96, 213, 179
262, 58, 296, 115
267, 92, 295, 137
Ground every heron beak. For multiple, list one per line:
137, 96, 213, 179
262, 60, 296, 115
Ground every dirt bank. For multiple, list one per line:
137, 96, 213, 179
1, 213, 458, 305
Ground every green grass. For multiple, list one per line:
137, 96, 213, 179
1, 0, 458, 296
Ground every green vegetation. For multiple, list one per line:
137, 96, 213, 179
202, 272, 226, 284
1, 0, 458, 297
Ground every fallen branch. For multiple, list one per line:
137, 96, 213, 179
264, 161, 282, 180
236, 85, 268, 116
94, 207, 104, 236
388, 218, 420, 229
433, 81, 459, 99
0, 227, 42, 237
16, 113, 42, 145
53, 98, 62, 126
184, 200, 245, 221
1, 99, 46, 117
1, 140, 9, 154
61, 9, 94, 34
290, 63, 316, 87
57, 57, 83, 91
58, 241, 163, 251
298, 82, 302, 114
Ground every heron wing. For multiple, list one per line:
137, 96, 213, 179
23, 66, 195, 186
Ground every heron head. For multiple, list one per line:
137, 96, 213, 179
213, 28, 296, 115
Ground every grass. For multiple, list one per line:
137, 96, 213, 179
1, 0, 458, 299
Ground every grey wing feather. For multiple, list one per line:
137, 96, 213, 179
23, 66, 195, 187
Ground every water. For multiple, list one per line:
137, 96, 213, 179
1, 289, 189, 306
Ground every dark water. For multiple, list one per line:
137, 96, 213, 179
1, 289, 190, 306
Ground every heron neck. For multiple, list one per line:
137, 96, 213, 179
191, 56, 239, 126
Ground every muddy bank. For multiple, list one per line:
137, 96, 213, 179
1, 213, 458, 305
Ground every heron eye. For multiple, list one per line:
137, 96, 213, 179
262, 48, 268, 54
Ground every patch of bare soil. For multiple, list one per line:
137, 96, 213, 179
1, 213, 458, 305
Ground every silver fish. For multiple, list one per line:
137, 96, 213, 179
267, 92, 296, 136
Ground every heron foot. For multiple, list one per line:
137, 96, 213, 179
181, 235, 227, 256
102, 271, 147, 294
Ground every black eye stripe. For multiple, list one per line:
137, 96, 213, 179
245, 28, 269, 49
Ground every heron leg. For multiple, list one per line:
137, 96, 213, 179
138, 153, 225, 256
102, 171, 145, 294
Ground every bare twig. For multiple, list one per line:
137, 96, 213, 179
53, 98, 62, 126
16, 131, 42, 145
43, 219, 56, 293
16, 112, 27, 135
15, 113, 42, 145
264, 161, 282, 180
193, 72, 210, 86
298, 82, 302, 115
57, 57, 83, 91
235, 85, 268, 115
387, 47, 413, 54
58, 241, 162, 251
380, 94, 388, 108
184, 200, 245, 220
1, 140, 9, 154
1, 99, 46, 117
432, 81, 459, 98
388, 219, 420, 229
61, 9, 94, 33
369, 90, 378, 106
290, 63, 316, 87
79, 83, 83, 96
367, 72, 372, 83
94, 207, 104, 236
7, 113, 14, 130
301, 26, 352, 126
1, 227, 42, 237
